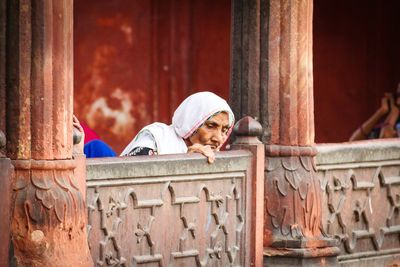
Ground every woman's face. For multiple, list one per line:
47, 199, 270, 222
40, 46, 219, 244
187, 112, 230, 150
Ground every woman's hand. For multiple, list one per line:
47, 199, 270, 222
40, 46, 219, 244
379, 94, 399, 138
187, 144, 215, 163
73, 115, 85, 154
379, 94, 391, 115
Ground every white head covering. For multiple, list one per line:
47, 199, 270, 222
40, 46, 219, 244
172, 91, 235, 139
121, 91, 234, 155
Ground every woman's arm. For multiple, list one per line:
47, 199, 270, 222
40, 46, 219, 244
349, 96, 390, 141
379, 95, 399, 138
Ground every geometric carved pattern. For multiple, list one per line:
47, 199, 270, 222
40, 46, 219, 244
319, 162, 400, 255
87, 173, 246, 266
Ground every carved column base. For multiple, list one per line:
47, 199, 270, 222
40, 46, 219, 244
11, 159, 92, 267
264, 145, 340, 266
263, 246, 340, 267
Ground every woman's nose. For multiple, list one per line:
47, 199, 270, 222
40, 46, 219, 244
212, 130, 224, 144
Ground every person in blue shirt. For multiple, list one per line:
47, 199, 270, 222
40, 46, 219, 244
73, 116, 116, 158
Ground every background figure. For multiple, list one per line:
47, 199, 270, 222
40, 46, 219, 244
349, 83, 400, 141
73, 116, 117, 158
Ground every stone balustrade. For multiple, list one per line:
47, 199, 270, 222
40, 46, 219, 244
86, 151, 255, 266
317, 139, 400, 267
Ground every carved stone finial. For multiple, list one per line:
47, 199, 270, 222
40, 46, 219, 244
232, 116, 263, 145
73, 127, 82, 145
233, 116, 262, 137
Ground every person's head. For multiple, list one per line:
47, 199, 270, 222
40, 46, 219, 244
172, 92, 234, 150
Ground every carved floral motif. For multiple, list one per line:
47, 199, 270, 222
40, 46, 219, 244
265, 154, 325, 246
11, 159, 91, 266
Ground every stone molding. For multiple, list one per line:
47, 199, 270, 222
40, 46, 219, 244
317, 140, 400, 165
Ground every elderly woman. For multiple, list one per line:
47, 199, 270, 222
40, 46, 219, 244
121, 91, 235, 163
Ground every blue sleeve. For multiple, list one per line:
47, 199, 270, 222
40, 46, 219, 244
84, 140, 117, 158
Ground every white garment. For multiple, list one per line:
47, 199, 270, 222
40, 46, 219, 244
120, 123, 187, 155
121, 91, 234, 156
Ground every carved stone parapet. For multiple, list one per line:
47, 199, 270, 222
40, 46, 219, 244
11, 159, 92, 266
317, 143, 400, 265
86, 152, 253, 266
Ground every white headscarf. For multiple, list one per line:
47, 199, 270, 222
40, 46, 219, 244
121, 91, 235, 155
172, 91, 235, 138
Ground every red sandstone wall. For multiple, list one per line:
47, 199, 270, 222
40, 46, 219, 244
74, 1, 400, 148
313, 0, 400, 143
73, 0, 231, 154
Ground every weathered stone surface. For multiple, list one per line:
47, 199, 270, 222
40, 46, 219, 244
11, 159, 91, 266
5, 1, 92, 266
263, 148, 329, 247
87, 151, 250, 180
86, 151, 254, 266
317, 141, 400, 267
0, 130, 5, 157
230, 0, 261, 129
234, 116, 263, 139
0, 158, 12, 266
231, 0, 339, 265
232, 116, 265, 267
316, 140, 400, 165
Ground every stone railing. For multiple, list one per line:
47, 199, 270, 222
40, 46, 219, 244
0, 131, 12, 265
86, 150, 256, 266
317, 139, 400, 267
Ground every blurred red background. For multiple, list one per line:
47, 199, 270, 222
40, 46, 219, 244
74, 0, 400, 153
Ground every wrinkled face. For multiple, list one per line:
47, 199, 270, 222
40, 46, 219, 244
187, 112, 230, 150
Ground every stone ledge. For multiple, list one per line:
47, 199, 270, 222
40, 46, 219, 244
86, 150, 251, 180
316, 139, 400, 165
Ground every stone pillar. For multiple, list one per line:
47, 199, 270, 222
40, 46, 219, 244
231, 116, 265, 267
0, 132, 12, 266
230, 0, 339, 266
0, 0, 12, 264
5, 1, 93, 266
